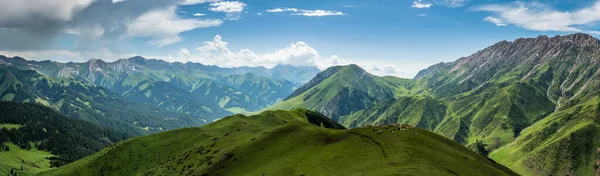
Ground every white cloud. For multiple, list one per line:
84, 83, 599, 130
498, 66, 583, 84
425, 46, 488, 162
436, 0, 469, 7
412, 0, 433, 9
417, 14, 427, 17
484, 16, 506, 26
179, 0, 221, 5
112, 0, 125, 3
209, 1, 246, 13
476, 1, 600, 33
125, 6, 223, 46
208, 1, 246, 20
193, 13, 206, 16
266, 8, 345, 17
266, 8, 299, 13
257, 12, 262, 15
293, 10, 345, 17
166, 35, 416, 78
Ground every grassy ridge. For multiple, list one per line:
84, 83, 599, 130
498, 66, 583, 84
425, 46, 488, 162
40, 109, 516, 176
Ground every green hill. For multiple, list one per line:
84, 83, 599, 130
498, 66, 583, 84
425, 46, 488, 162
40, 109, 516, 176
270, 64, 418, 119
0, 66, 206, 135
0, 102, 131, 175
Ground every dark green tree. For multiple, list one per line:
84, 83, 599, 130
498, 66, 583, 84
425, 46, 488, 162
475, 140, 490, 157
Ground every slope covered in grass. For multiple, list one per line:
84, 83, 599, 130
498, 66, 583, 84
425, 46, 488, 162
0, 143, 53, 176
270, 65, 419, 119
41, 109, 516, 176
340, 96, 446, 130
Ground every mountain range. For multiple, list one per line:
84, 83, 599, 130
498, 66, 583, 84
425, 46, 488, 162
272, 33, 600, 175
2, 33, 600, 175
0, 56, 320, 120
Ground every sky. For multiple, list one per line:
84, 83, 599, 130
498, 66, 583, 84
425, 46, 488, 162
1, 0, 600, 78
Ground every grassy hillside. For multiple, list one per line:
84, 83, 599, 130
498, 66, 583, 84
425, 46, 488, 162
340, 96, 446, 130
270, 65, 419, 119
41, 109, 516, 176
0, 102, 132, 175
0, 143, 53, 176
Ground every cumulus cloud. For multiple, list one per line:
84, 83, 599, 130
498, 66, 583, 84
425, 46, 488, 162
476, 1, 600, 33
209, 1, 246, 13
266, 8, 345, 17
166, 35, 416, 77
412, 0, 433, 9
208, 1, 246, 20
193, 13, 207, 16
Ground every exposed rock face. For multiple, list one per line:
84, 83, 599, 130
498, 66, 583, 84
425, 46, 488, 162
422, 33, 600, 109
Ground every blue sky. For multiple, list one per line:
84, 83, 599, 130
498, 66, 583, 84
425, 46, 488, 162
1, 0, 600, 78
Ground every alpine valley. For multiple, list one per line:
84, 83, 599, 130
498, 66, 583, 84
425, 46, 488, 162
2, 34, 600, 176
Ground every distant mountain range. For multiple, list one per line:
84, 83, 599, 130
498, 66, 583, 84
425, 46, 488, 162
271, 33, 600, 175
0, 66, 205, 135
0, 55, 320, 123
39, 109, 516, 176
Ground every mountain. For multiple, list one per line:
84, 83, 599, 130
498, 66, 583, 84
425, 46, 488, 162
0, 66, 206, 135
275, 33, 600, 175
0, 56, 316, 119
0, 102, 132, 175
40, 109, 516, 176
270, 64, 417, 119
339, 96, 446, 130
416, 33, 600, 175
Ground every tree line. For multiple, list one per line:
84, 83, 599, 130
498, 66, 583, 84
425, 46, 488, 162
0, 102, 133, 167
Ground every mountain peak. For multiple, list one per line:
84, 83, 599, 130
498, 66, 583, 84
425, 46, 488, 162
128, 56, 147, 64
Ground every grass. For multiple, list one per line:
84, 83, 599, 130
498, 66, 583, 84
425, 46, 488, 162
0, 124, 21, 129
0, 143, 53, 176
40, 109, 516, 176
